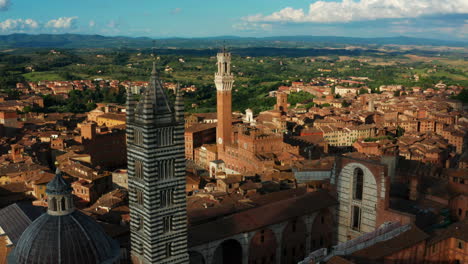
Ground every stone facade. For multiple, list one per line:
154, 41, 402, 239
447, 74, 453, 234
332, 157, 413, 243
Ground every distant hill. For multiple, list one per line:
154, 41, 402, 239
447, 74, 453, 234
0, 33, 466, 49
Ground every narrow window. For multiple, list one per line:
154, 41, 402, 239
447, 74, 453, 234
353, 168, 364, 200
165, 242, 172, 258
60, 197, 66, 211
135, 160, 143, 179
49, 197, 57, 211
161, 190, 166, 207
161, 189, 174, 207
159, 159, 173, 180
458, 241, 463, 249
155, 130, 160, 146
352, 206, 361, 231
163, 216, 172, 233
137, 216, 143, 231
134, 129, 143, 145
260, 230, 265, 243
136, 189, 144, 205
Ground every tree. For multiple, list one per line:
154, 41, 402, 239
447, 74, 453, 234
452, 88, 468, 104
341, 101, 351, 107
22, 106, 32, 113
288, 91, 315, 106
396, 126, 405, 137
359, 88, 369, 95
393, 90, 401, 97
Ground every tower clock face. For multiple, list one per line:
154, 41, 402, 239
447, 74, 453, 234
218, 137, 223, 144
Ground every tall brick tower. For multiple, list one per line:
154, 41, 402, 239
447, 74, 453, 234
126, 61, 188, 264
215, 49, 234, 151
274, 92, 289, 113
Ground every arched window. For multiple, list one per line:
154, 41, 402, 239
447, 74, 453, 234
163, 215, 172, 233
134, 129, 143, 145
138, 216, 144, 231
165, 242, 173, 258
135, 160, 143, 179
136, 189, 144, 205
49, 197, 57, 211
353, 168, 364, 200
61, 197, 66, 211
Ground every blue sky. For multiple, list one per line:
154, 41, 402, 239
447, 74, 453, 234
0, 0, 467, 40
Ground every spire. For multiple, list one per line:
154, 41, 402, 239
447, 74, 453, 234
134, 49, 173, 123
175, 83, 184, 123
221, 40, 227, 53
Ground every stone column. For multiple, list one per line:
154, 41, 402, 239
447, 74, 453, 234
270, 222, 286, 264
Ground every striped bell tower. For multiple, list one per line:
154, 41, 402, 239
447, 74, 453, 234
127, 61, 188, 264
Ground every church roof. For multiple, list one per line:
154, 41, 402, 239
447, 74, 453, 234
0, 202, 44, 245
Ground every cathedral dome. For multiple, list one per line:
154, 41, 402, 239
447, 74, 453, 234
8, 168, 120, 264
11, 211, 120, 264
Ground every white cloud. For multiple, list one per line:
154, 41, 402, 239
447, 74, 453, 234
245, 0, 468, 23
0, 18, 38, 31
45, 16, 78, 29
233, 22, 273, 32
391, 19, 411, 25
89, 20, 95, 27
0, 0, 10, 11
